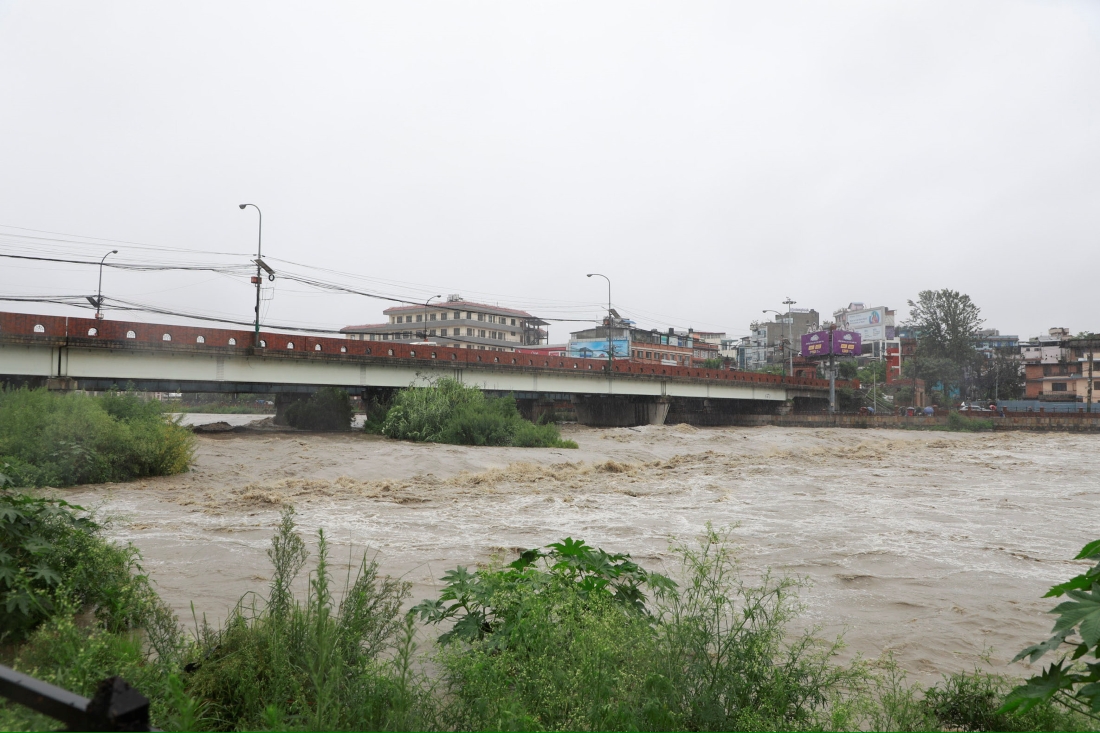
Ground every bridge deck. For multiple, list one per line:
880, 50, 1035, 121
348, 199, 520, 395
0, 312, 834, 400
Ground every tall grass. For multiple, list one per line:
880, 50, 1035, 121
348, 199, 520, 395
0, 387, 194, 487
380, 377, 577, 448
181, 508, 435, 731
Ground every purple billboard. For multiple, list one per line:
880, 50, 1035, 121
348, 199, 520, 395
800, 329, 862, 357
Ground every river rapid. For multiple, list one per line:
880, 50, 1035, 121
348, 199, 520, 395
63, 419, 1100, 684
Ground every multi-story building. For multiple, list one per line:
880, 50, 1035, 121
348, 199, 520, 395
975, 329, 1020, 357
1022, 328, 1100, 403
568, 318, 716, 367
740, 309, 819, 369
340, 294, 548, 351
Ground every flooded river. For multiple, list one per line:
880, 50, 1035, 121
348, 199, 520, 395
63, 419, 1100, 683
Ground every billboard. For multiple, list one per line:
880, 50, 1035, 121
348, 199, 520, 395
568, 338, 630, 359
800, 329, 862, 357
833, 330, 862, 355
840, 307, 893, 342
801, 331, 830, 357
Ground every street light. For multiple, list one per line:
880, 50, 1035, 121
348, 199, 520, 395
421, 295, 441, 341
587, 273, 613, 372
239, 204, 262, 347
782, 297, 797, 377
93, 250, 118, 319
763, 309, 788, 375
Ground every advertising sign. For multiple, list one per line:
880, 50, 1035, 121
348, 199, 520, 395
568, 338, 630, 359
800, 330, 862, 357
833, 330, 862, 355
801, 331, 830, 357
843, 308, 883, 330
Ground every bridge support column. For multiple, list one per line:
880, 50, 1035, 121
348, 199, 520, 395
571, 395, 669, 428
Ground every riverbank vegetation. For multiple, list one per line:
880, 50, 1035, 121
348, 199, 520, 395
373, 378, 578, 448
0, 502, 1090, 732
0, 387, 194, 487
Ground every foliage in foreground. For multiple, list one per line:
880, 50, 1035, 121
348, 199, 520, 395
0, 490, 171, 643
181, 509, 431, 731
379, 377, 577, 448
1, 501, 1092, 732
0, 387, 194, 487
1001, 539, 1100, 725
283, 387, 355, 431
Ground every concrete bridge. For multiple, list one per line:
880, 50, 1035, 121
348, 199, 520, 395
0, 311, 834, 426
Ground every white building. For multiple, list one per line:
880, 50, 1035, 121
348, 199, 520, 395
832, 303, 897, 358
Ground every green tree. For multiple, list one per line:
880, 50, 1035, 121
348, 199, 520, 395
974, 348, 1024, 401
905, 289, 984, 398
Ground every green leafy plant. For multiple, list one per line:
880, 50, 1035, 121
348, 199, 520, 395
1002, 539, 1100, 722
379, 377, 576, 448
413, 537, 675, 647
181, 507, 433, 731
0, 387, 193, 487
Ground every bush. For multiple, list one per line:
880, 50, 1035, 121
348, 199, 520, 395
0, 492, 170, 643
283, 387, 354, 431
947, 411, 994, 432
416, 529, 855, 731
0, 387, 194, 487
181, 508, 433, 731
380, 378, 577, 448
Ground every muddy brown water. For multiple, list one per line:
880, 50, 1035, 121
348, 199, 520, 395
61, 419, 1100, 684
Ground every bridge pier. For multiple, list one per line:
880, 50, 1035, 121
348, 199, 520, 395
571, 395, 670, 428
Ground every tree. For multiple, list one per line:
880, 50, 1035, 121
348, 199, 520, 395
974, 348, 1023, 401
905, 290, 984, 398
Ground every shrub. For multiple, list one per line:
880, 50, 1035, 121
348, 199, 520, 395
947, 411, 994, 432
416, 530, 855, 731
283, 387, 354, 431
0, 491, 172, 643
380, 378, 577, 448
0, 387, 194, 487
181, 508, 433, 731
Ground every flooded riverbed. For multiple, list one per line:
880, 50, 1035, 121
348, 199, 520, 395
63, 420, 1100, 683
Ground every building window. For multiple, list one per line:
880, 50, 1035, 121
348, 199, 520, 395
466, 311, 473, 319
479, 329, 486, 338
196, 335, 205, 343
440, 313, 447, 320
162, 333, 172, 341
228, 337, 236, 345
429, 314, 436, 321
467, 328, 473, 336
477, 313, 484, 321
416, 315, 422, 322
1052, 382, 1069, 392
127, 330, 137, 339
511, 319, 516, 326
440, 328, 447, 337
429, 329, 436, 336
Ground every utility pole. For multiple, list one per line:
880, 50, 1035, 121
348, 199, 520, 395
828, 323, 837, 413
239, 204, 263, 348
587, 273, 613, 375
1089, 336, 1095, 414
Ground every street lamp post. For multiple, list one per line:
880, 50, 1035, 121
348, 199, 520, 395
783, 297, 797, 376
94, 250, 118, 320
239, 204, 263, 347
587, 273, 613, 372
422, 295, 441, 340
763, 309, 787, 375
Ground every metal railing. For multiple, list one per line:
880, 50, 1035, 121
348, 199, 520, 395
0, 664, 152, 731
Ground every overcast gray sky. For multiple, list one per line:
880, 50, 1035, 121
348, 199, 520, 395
1, 1, 1097, 342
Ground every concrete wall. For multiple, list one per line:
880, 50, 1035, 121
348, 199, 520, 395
721, 413, 1100, 432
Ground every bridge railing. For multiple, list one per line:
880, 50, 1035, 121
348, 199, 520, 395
0, 664, 152, 731
0, 311, 836, 390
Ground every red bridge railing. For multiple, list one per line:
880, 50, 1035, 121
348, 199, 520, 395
0, 312, 834, 390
